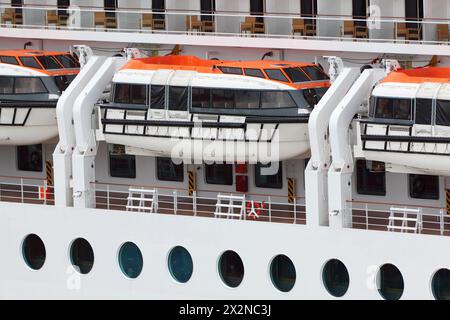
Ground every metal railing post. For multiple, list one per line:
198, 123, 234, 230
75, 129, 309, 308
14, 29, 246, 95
440, 209, 444, 236
293, 198, 297, 224
268, 196, 272, 223
43, 179, 47, 206
106, 184, 110, 210
193, 191, 197, 216
173, 190, 178, 215
20, 178, 24, 203
365, 203, 369, 230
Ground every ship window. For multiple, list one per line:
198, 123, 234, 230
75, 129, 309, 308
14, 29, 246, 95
114, 83, 147, 105
244, 68, 265, 78
261, 91, 296, 108
109, 144, 136, 179
192, 87, 211, 108
156, 157, 184, 182
436, 100, 450, 126
270, 254, 296, 293
168, 246, 193, 283
322, 259, 350, 298
432, 269, 450, 300
70, 238, 94, 275
22, 234, 46, 270
17, 144, 43, 172
169, 86, 188, 111
356, 160, 386, 196
205, 163, 233, 185
415, 98, 432, 125
0, 56, 19, 65
0, 77, 14, 94
150, 85, 166, 109
235, 90, 260, 109
377, 263, 404, 300
301, 66, 329, 81
218, 250, 244, 288
37, 55, 62, 70
409, 174, 439, 200
54, 75, 74, 93
152, 0, 166, 20
374, 98, 412, 120
14, 77, 47, 94
212, 89, 235, 109
19, 56, 43, 69
54, 54, 79, 68
217, 66, 243, 75
200, 0, 215, 22
118, 242, 143, 279
283, 67, 310, 83
255, 162, 283, 189
265, 69, 289, 82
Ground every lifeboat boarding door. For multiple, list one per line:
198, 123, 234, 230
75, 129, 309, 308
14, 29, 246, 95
167, 70, 196, 121
148, 70, 173, 120
433, 84, 450, 155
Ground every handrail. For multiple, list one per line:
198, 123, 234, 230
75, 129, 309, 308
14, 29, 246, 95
348, 199, 445, 210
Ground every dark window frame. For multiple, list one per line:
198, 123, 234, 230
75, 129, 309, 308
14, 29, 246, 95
254, 162, 283, 189
205, 163, 233, 186
217, 66, 244, 75
150, 84, 166, 110
264, 69, 290, 82
244, 68, 265, 78
409, 174, 439, 200
0, 56, 19, 65
156, 157, 184, 182
356, 160, 386, 196
108, 145, 136, 179
168, 86, 189, 111
113, 83, 148, 105
19, 56, 43, 70
17, 144, 43, 172
12, 77, 48, 95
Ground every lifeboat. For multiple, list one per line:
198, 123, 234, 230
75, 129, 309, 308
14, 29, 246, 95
354, 67, 450, 174
100, 55, 330, 163
0, 49, 80, 145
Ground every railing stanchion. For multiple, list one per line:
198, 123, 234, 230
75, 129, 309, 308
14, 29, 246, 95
43, 180, 47, 205
20, 178, 24, 203
173, 190, 177, 215
293, 198, 297, 224
365, 203, 369, 230
193, 191, 197, 216
441, 209, 444, 236
106, 184, 110, 210
268, 196, 272, 223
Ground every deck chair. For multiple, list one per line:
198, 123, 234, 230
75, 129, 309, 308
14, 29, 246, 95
395, 22, 407, 40
46, 10, 58, 27
343, 20, 354, 36
240, 16, 255, 34
437, 24, 449, 42
292, 18, 305, 35
186, 15, 202, 32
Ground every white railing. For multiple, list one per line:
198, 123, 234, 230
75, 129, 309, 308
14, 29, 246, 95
349, 200, 449, 236
0, 4, 449, 45
0, 175, 54, 206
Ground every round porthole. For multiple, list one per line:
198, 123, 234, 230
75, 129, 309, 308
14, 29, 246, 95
377, 263, 404, 300
218, 250, 244, 288
118, 242, 143, 279
270, 254, 296, 293
322, 259, 350, 297
70, 238, 94, 274
168, 246, 193, 283
432, 268, 450, 300
22, 234, 46, 270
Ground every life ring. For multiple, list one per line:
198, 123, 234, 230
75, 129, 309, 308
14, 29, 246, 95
246, 201, 266, 220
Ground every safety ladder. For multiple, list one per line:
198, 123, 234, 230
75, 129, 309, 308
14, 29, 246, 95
387, 207, 422, 233
126, 188, 158, 213
214, 194, 246, 219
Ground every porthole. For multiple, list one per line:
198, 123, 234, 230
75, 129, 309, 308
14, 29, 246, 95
377, 263, 404, 300
118, 242, 143, 279
22, 234, 46, 270
322, 259, 350, 297
218, 250, 244, 288
270, 254, 296, 293
168, 246, 193, 283
70, 238, 94, 275
432, 268, 450, 300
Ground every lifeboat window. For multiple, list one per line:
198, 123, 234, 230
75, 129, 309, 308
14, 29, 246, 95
235, 90, 261, 109
0, 77, 14, 94
150, 85, 166, 109
17, 144, 43, 172
415, 98, 432, 125
212, 89, 235, 109
156, 157, 184, 182
14, 77, 47, 94
114, 83, 147, 105
436, 100, 450, 126
261, 91, 296, 108
108, 144, 136, 179
19, 56, 43, 69
255, 162, 283, 189
244, 68, 265, 78
374, 98, 412, 120
264, 69, 289, 82
283, 67, 310, 83
192, 87, 211, 108
217, 66, 243, 75
169, 86, 188, 111
54, 54, 80, 68
301, 66, 329, 81
409, 174, 439, 200
205, 163, 233, 185
36, 55, 63, 70
0, 56, 19, 65
356, 160, 386, 196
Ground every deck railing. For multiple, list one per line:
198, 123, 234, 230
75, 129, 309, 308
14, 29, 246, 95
0, 175, 54, 206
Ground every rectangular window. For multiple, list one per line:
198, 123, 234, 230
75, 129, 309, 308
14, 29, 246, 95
436, 100, 450, 126
36, 56, 62, 70
168, 86, 188, 111
261, 91, 296, 108
405, 0, 423, 28
0, 56, 19, 65
114, 83, 147, 105
415, 98, 432, 125
250, 0, 265, 22
109, 144, 136, 179
356, 160, 386, 196
104, 0, 118, 17
283, 67, 310, 83
152, 0, 166, 20
217, 67, 243, 75
212, 89, 235, 109
409, 174, 439, 200
19, 57, 43, 69
14, 78, 47, 94
301, 66, 329, 81
57, 0, 70, 16
17, 144, 43, 172
156, 157, 184, 182
192, 87, 211, 108
244, 68, 265, 78
265, 69, 289, 82
301, 0, 317, 25
205, 163, 233, 185
150, 85, 166, 109
235, 90, 260, 109
375, 98, 412, 120
0, 77, 13, 94
54, 54, 79, 68
255, 162, 283, 189
352, 0, 368, 26
200, 0, 215, 21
